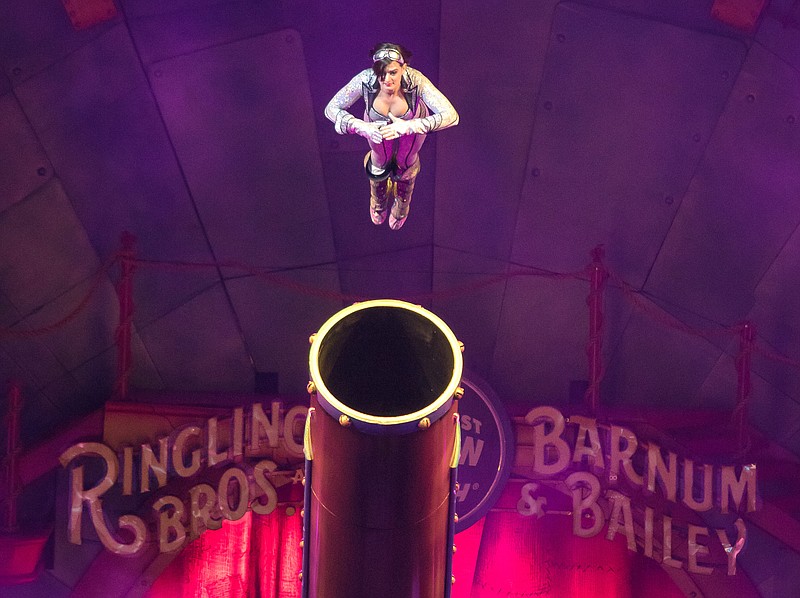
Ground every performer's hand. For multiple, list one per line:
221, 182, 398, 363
352, 119, 385, 144
381, 113, 412, 139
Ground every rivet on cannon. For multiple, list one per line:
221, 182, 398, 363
339, 414, 351, 427
458, 341, 465, 353
454, 387, 465, 400
451, 575, 456, 585
306, 381, 316, 394
308, 333, 317, 345
452, 544, 457, 554
418, 417, 431, 429
454, 514, 459, 523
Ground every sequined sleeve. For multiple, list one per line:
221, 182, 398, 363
324, 70, 370, 135
407, 68, 459, 134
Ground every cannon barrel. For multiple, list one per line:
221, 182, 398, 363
303, 300, 463, 598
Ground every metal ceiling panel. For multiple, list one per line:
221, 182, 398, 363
748, 372, 800, 448
602, 309, 723, 408
0, 0, 119, 83
22, 372, 83, 446
284, 1, 442, 124
750, 175, 800, 360
125, 0, 285, 66
12, 24, 213, 258
0, 177, 100, 316
739, 524, 800, 595
512, 2, 746, 283
0, 93, 52, 212
435, 0, 558, 259
757, 0, 800, 72
645, 44, 800, 324
320, 150, 434, 259
226, 268, 341, 395
431, 247, 507, 380
594, 0, 743, 32
336, 245, 433, 301
137, 283, 253, 392
18, 272, 117, 373
149, 29, 335, 268
491, 276, 589, 407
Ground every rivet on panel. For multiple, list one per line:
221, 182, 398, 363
418, 418, 431, 429
339, 414, 351, 427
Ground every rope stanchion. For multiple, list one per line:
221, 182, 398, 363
113, 232, 136, 401
585, 246, 608, 414
1, 380, 22, 533
734, 322, 754, 454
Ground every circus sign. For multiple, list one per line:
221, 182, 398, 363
515, 406, 753, 576
58, 400, 307, 556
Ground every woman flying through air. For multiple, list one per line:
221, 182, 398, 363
324, 42, 459, 230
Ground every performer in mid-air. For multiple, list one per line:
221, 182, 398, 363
324, 42, 459, 230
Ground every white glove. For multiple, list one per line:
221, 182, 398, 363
350, 119, 385, 144
381, 113, 414, 139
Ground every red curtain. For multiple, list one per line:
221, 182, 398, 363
146, 484, 684, 598
145, 509, 302, 598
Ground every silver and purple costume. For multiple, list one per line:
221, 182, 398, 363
324, 67, 458, 228
324, 67, 459, 173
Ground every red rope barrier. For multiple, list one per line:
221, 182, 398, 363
2, 246, 800, 379
605, 267, 743, 341
0, 255, 119, 340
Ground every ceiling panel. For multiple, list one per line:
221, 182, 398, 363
512, 1, 746, 283
0, 0, 119, 83
757, 0, 800, 72
226, 267, 342, 395
336, 245, 434, 301
491, 275, 588, 407
0, 93, 52, 212
645, 44, 800, 324
125, 0, 285, 65
0, 178, 100, 316
13, 23, 214, 263
435, 0, 559, 259
432, 247, 508, 381
137, 283, 253, 392
602, 306, 724, 408
18, 272, 117, 373
149, 29, 335, 268
319, 150, 434, 259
